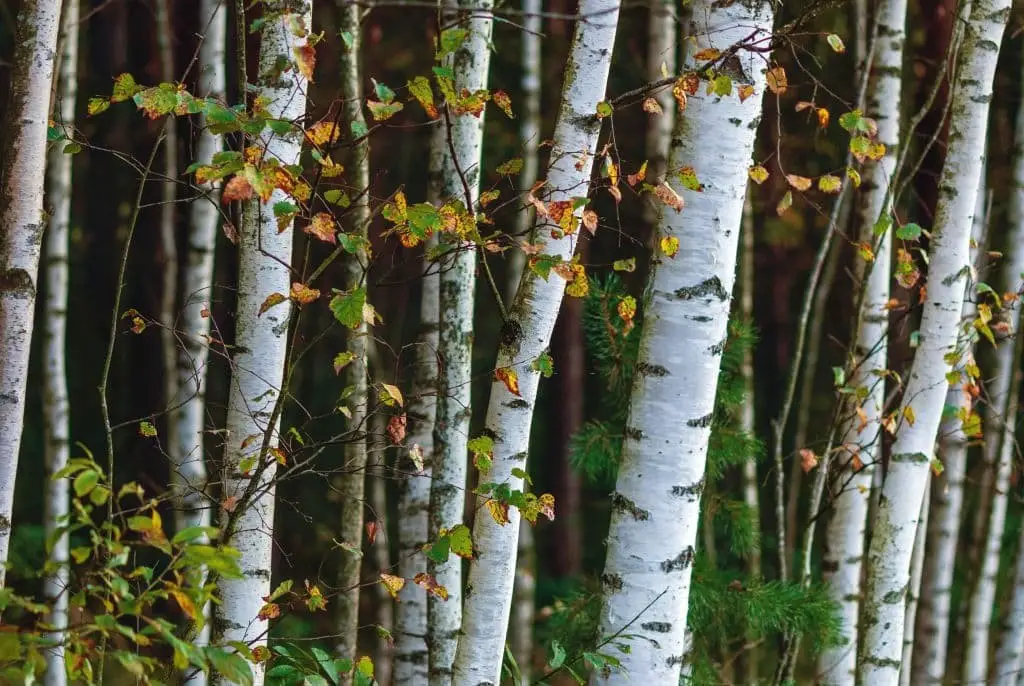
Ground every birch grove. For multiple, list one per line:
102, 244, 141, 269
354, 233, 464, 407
592, 2, 773, 681
211, 9, 310, 684
858, 0, 1010, 680
40, 0, 78, 680
451, 3, 621, 681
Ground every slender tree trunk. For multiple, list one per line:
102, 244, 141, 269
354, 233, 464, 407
914, 168, 988, 685
394, 125, 444, 686
901, 473, 930, 686
211, 9, 310, 684
0, 0, 62, 587
170, 1, 225, 680
41, 0, 78, 680
505, 0, 542, 305
643, 0, 676, 200
369, 433, 394, 686
819, 0, 905, 681
593, 2, 772, 681
336, 4, 371, 678
511, 523, 536, 682
429, 3, 493, 683
993, 376, 1024, 684
451, 3, 621, 682
155, 0, 179, 419
858, 0, 1010, 680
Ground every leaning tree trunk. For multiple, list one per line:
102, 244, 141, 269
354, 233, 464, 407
429, 2, 494, 683
593, 2, 773, 682
901, 472, 930, 686
818, 1, 905, 681
963, 174, 1024, 686
858, 0, 1009, 681
211, 9, 309, 685
914, 168, 988, 685
170, 1, 225, 680
450, 2, 621, 682
505, 0, 543, 305
336, 4, 371, 679
0, 0, 62, 588
393, 122, 445, 686
41, 0, 78, 680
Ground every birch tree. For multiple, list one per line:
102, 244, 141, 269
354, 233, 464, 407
40, 0, 78, 680
900, 473, 929, 686
914, 172, 987, 685
858, 0, 1010, 680
0, 0, 63, 587
643, 0, 676, 207
335, 4, 371, 674
593, 3, 773, 681
818, 3, 905, 681
429, 3, 494, 682
211, 9, 311, 684
450, 3, 621, 681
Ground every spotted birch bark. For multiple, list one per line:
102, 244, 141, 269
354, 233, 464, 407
211, 9, 310, 685
40, 0, 78, 680
592, 2, 773, 681
914, 170, 988, 685
450, 3, 621, 681
169, 2, 225, 678
0, 0, 62, 587
818, 2, 906, 681
900, 472, 930, 686
335, 4, 371, 678
858, 0, 1009, 680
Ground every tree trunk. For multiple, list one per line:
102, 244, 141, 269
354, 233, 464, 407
450, 2, 621, 682
0, 0, 62, 588
510, 523, 536, 682
642, 0, 676, 209
858, 0, 1009, 680
369, 432, 394, 686
993, 381, 1024, 684
211, 9, 310, 685
914, 168, 988, 685
505, 0, 542, 305
336, 3, 371, 678
170, 1, 225, 680
393, 126, 444, 686
593, 2, 772, 681
41, 0, 78, 680
901, 473, 930, 686
429, 3, 494, 683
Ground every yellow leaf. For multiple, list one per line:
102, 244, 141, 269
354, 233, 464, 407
379, 573, 406, 599
642, 97, 663, 114
776, 190, 793, 216
305, 120, 341, 147
495, 367, 521, 397
293, 43, 316, 81
258, 292, 288, 317
748, 165, 769, 185
290, 282, 321, 304
817, 175, 842, 194
846, 167, 862, 187
627, 161, 648, 187
660, 236, 680, 258
306, 212, 337, 245
786, 174, 812, 191
817, 107, 830, 128
380, 383, 404, 408
766, 66, 788, 95
737, 85, 755, 102
693, 48, 722, 61
414, 572, 449, 600
486, 499, 510, 526
903, 405, 916, 426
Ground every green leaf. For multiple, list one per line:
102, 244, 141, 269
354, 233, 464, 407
351, 120, 369, 139
549, 641, 567, 669
367, 100, 404, 122
896, 222, 923, 241
596, 101, 613, 118
329, 287, 367, 329
273, 201, 299, 218
712, 74, 733, 96
205, 647, 254, 686
372, 78, 396, 103
612, 257, 636, 272
63, 141, 82, 155
827, 33, 846, 53
495, 158, 523, 176
171, 525, 218, 545
88, 97, 111, 116
266, 119, 293, 135
426, 535, 451, 563
268, 579, 294, 602
831, 366, 845, 388
529, 254, 561, 280
111, 73, 141, 103
325, 190, 351, 207
439, 28, 468, 56
139, 420, 157, 437
531, 352, 554, 378
448, 524, 473, 559
73, 470, 100, 497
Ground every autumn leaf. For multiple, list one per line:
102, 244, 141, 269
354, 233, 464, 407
846, 167, 862, 187
492, 90, 514, 118
817, 108, 830, 128
817, 175, 842, 194
379, 574, 405, 599
565, 262, 589, 297
582, 209, 599, 235
293, 43, 316, 80
654, 182, 684, 212
596, 101, 613, 118
257, 602, 281, 620
627, 161, 648, 187
222, 175, 254, 204
766, 66, 788, 94
786, 174, 812, 192
414, 572, 449, 600
496, 158, 523, 176
486, 499, 510, 526
290, 282, 320, 304
748, 165, 769, 184
495, 367, 521, 397
367, 99, 404, 121
468, 435, 494, 471
449, 524, 473, 558
642, 97, 663, 114
479, 189, 500, 207
738, 85, 755, 102
613, 257, 636, 272
333, 351, 355, 374
799, 449, 819, 473
693, 48, 722, 61
671, 81, 688, 112
903, 405, 916, 427
258, 292, 288, 317
776, 190, 793, 216
408, 76, 438, 118
139, 421, 157, 438
387, 414, 407, 445
660, 236, 680, 258
305, 120, 341, 147
678, 166, 702, 192
304, 211, 337, 246
617, 295, 637, 332
856, 406, 869, 433
379, 383, 404, 407
827, 33, 846, 53
408, 444, 425, 472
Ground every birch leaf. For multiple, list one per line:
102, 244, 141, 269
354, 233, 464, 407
486, 499, 510, 526
414, 573, 449, 600
786, 174, 812, 191
449, 524, 474, 558
294, 44, 316, 80
333, 352, 356, 374
387, 414, 407, 444
408, 444, 425, 472
379, 574, 405, 599
799, 449, 818, 472
492, 90, 514, 118
827, 34, 846, 53
817, 175, 841, 193
379, 383, 404, 407
660, 236, 680, 258
290, 282, 320, 304
495, 367, 521, 397
776, 191, 793, 216
496, 158, 523, 176
766, 67, 788, 94
367, 100, 403, 121
627, 161, 648, 187
642, 97, 663, 114
329, 288, 367, 329
654, 182, 684, 212
258, 292, 288, 317
748, 165, 769, 184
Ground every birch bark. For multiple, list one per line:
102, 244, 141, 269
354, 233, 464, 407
593, 2, 773, 681
900, 473, 930, 686
211, 9, 309, 685
818, 2, 905, 680
643, 0, 676, 209
451, 3, 621, 682
858, 0, 1009, 680
0, 0, 62, 588
41, 0, 78, 680
336, 4, 371, 677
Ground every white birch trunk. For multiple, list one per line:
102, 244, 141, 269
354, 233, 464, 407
989, 73, 1024, 685
914, 169, 988, 685
450, 2, 621, 681
41, 0, 77, 680
858, 0, 1010, 680
643, 0, 676, 201
429, 3, 493, 682
336, 4, 370, 677
370, 443, 394, 686
211, 10, 309, 685
901, 472, 930, 686
818, 1, 905, 680
510, 523, 535, 683
0, 0, 62, 588
592, 3, 773, 682
963, 179, 1024, 686
394, 124, 445, 686
505, 0, 542, 305
171, 2, 225, 679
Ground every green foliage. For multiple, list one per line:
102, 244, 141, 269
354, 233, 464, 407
266, 643, 375, 686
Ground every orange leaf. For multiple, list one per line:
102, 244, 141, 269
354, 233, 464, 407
257, 602, 281, 620
642, 97, 663, 114
495, 367, 521, 397
290, 282, 320, 304
786, 174, 813, 192
306, 212, 337, 244
738, 85, 755, 102
766, 66, 788, 94
582, 209, 599, 235
799, 449, 818, 473
222, 176, 254, 204
293, 43, 316, 81
653, 182, 684, 212
387, 413, 407, 445
414, 572, 449, 600
258, 292, 288, 317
